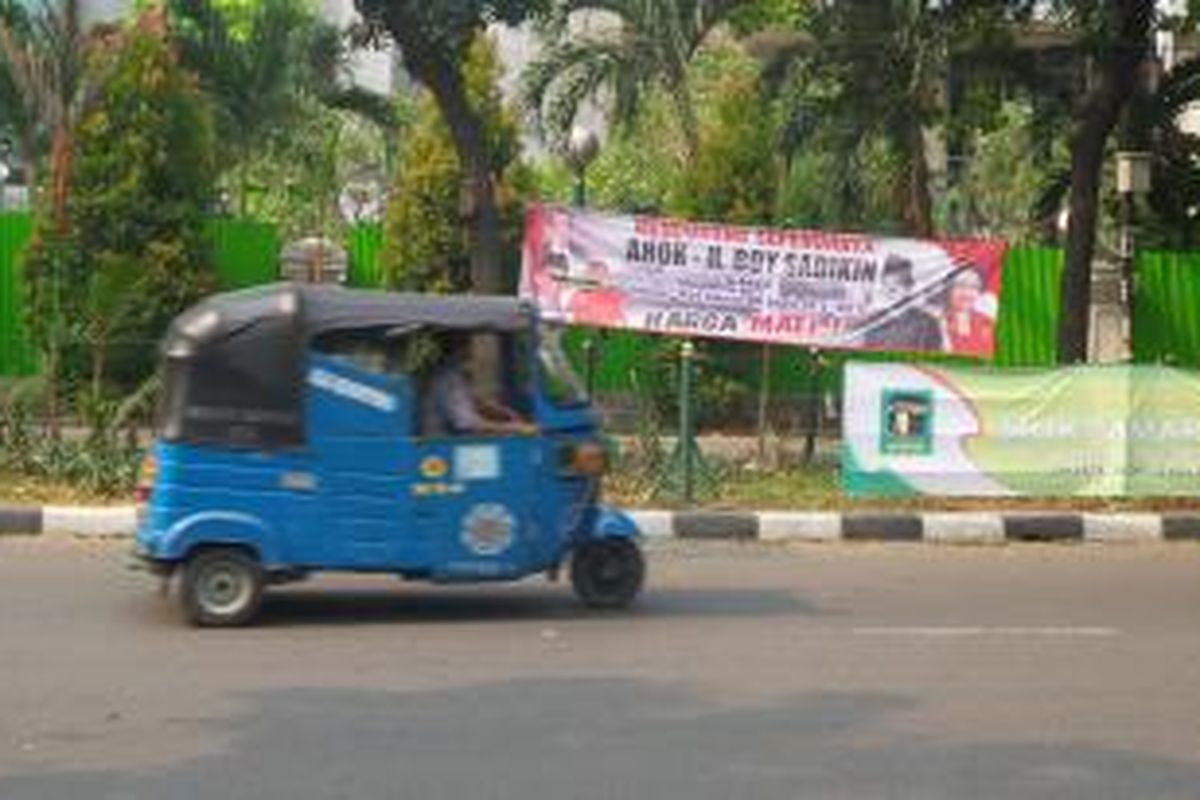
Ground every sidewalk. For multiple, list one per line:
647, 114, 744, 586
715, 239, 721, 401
2, 503, 1198, 543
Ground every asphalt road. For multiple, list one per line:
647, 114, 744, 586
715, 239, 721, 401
1, 536, 1199, 799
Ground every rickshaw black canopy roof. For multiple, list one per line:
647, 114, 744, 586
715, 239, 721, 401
158, 284, 534, 449
301, 284, 531, 334
174, 283, 532, 344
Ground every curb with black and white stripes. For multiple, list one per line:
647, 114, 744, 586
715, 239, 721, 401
2, 504, 1200, 543
0, 505, 139, 537
630, 510, 1200, 543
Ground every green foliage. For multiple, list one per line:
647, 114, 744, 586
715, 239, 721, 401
359, 1, 551, 298
1130, 58, 1200, 250
359, 0, 549, 57
726, 0, 809, 36
522, 0, 746, 159
170, 0, 320, 165
0, 1, 31, 147
23, 22, 217, 399
381, 98, 464, 292
939, 101, 1067, 242
235, 102, 390, 242
774, 134, 901, 232
534, 46, 776, 220
767, 0, 1019, 236
381, 36, 532, 293
569, 96, 679, 213
170, 0, 397, 230
670, 46, 775, 225
0, 382, 143, 497
0, 0, 96, 212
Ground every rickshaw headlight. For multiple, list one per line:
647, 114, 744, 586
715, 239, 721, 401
563, 441, 607, 476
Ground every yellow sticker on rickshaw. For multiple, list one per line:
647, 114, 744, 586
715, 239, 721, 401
420, 455, 449, 479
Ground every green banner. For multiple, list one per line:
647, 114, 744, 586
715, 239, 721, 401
843, 362, 1200, 497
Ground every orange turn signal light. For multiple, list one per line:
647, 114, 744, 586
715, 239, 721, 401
571, 442, 607, 476
135, 452, 158, 503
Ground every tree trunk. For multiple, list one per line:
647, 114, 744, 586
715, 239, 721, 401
50, 123, 72, 234
667, 75, 699, 165
91, 328, 105, 409
1058, 1, 1153, 364
18, 132, 36, 202
896, 117, 934, 238
387, 31, 506, 392
398, 44, 504, 295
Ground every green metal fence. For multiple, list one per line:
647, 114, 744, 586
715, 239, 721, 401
347, 223, 385, 287
207, 219, 385, 289
5, 216, 1200, 381
0, 216, 379, 377
1134, 250, 1200, 365
993, 247, 1062, 367
206, 217, 281, 289
0, 213, 37, 377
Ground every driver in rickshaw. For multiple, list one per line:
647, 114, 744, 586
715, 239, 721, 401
428, 333, 536, 436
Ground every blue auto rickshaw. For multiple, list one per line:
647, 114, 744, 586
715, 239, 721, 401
134, 283, 645, 626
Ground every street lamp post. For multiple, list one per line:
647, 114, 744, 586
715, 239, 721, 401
1116, 150, 1151, 356
566, 125, 599, 208
0, 162, 9, 212
0, 138, 11, 212
566, 126, 600, 396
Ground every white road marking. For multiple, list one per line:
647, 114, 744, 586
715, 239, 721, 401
851, 626, 1120, 637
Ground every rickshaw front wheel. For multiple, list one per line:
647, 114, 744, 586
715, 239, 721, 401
570, 539, 645, 609
180, 547, 265, 627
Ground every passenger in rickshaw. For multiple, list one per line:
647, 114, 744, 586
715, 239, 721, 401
426, 332, 535, 436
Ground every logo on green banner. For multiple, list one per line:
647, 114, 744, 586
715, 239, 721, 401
880, 389, 934, 456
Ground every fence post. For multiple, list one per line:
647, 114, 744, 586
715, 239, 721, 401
583, 335, 597, 399
680, 339, 695, 504
804, 348, 823, 465
756, 342, 772, 467
653, 338, 711, 504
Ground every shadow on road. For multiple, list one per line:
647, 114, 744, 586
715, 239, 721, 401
4, 679, 1199, 800
247, 584, 823, 627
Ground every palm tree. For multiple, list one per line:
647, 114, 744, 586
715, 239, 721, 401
0, 1, 35, 189
0, 0, 112, 434
168, 0, 397, 215
0, 0, 98, 230
521, 0, 747, 162
170, 0, 318, 214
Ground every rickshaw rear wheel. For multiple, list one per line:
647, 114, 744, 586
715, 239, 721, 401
180, 547, 265, 627
570, 539, 644, 609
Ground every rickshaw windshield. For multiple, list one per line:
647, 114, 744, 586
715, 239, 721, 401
538, 323, 587, 407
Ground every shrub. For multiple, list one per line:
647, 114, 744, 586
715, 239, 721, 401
23, 19, 218, 403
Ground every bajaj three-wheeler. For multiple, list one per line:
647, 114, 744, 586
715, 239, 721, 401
133, 284, 645, 626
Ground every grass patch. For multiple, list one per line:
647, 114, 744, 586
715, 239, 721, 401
0, 472, 128, 506
606, 460, 1200, 511
7, 458, 1200, 513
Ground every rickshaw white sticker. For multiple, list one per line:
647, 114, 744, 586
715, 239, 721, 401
455, 445, 500, 481
308, 368, 397, 412
461, 503, 516, 556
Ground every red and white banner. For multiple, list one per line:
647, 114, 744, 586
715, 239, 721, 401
520, 204, 1008, 357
